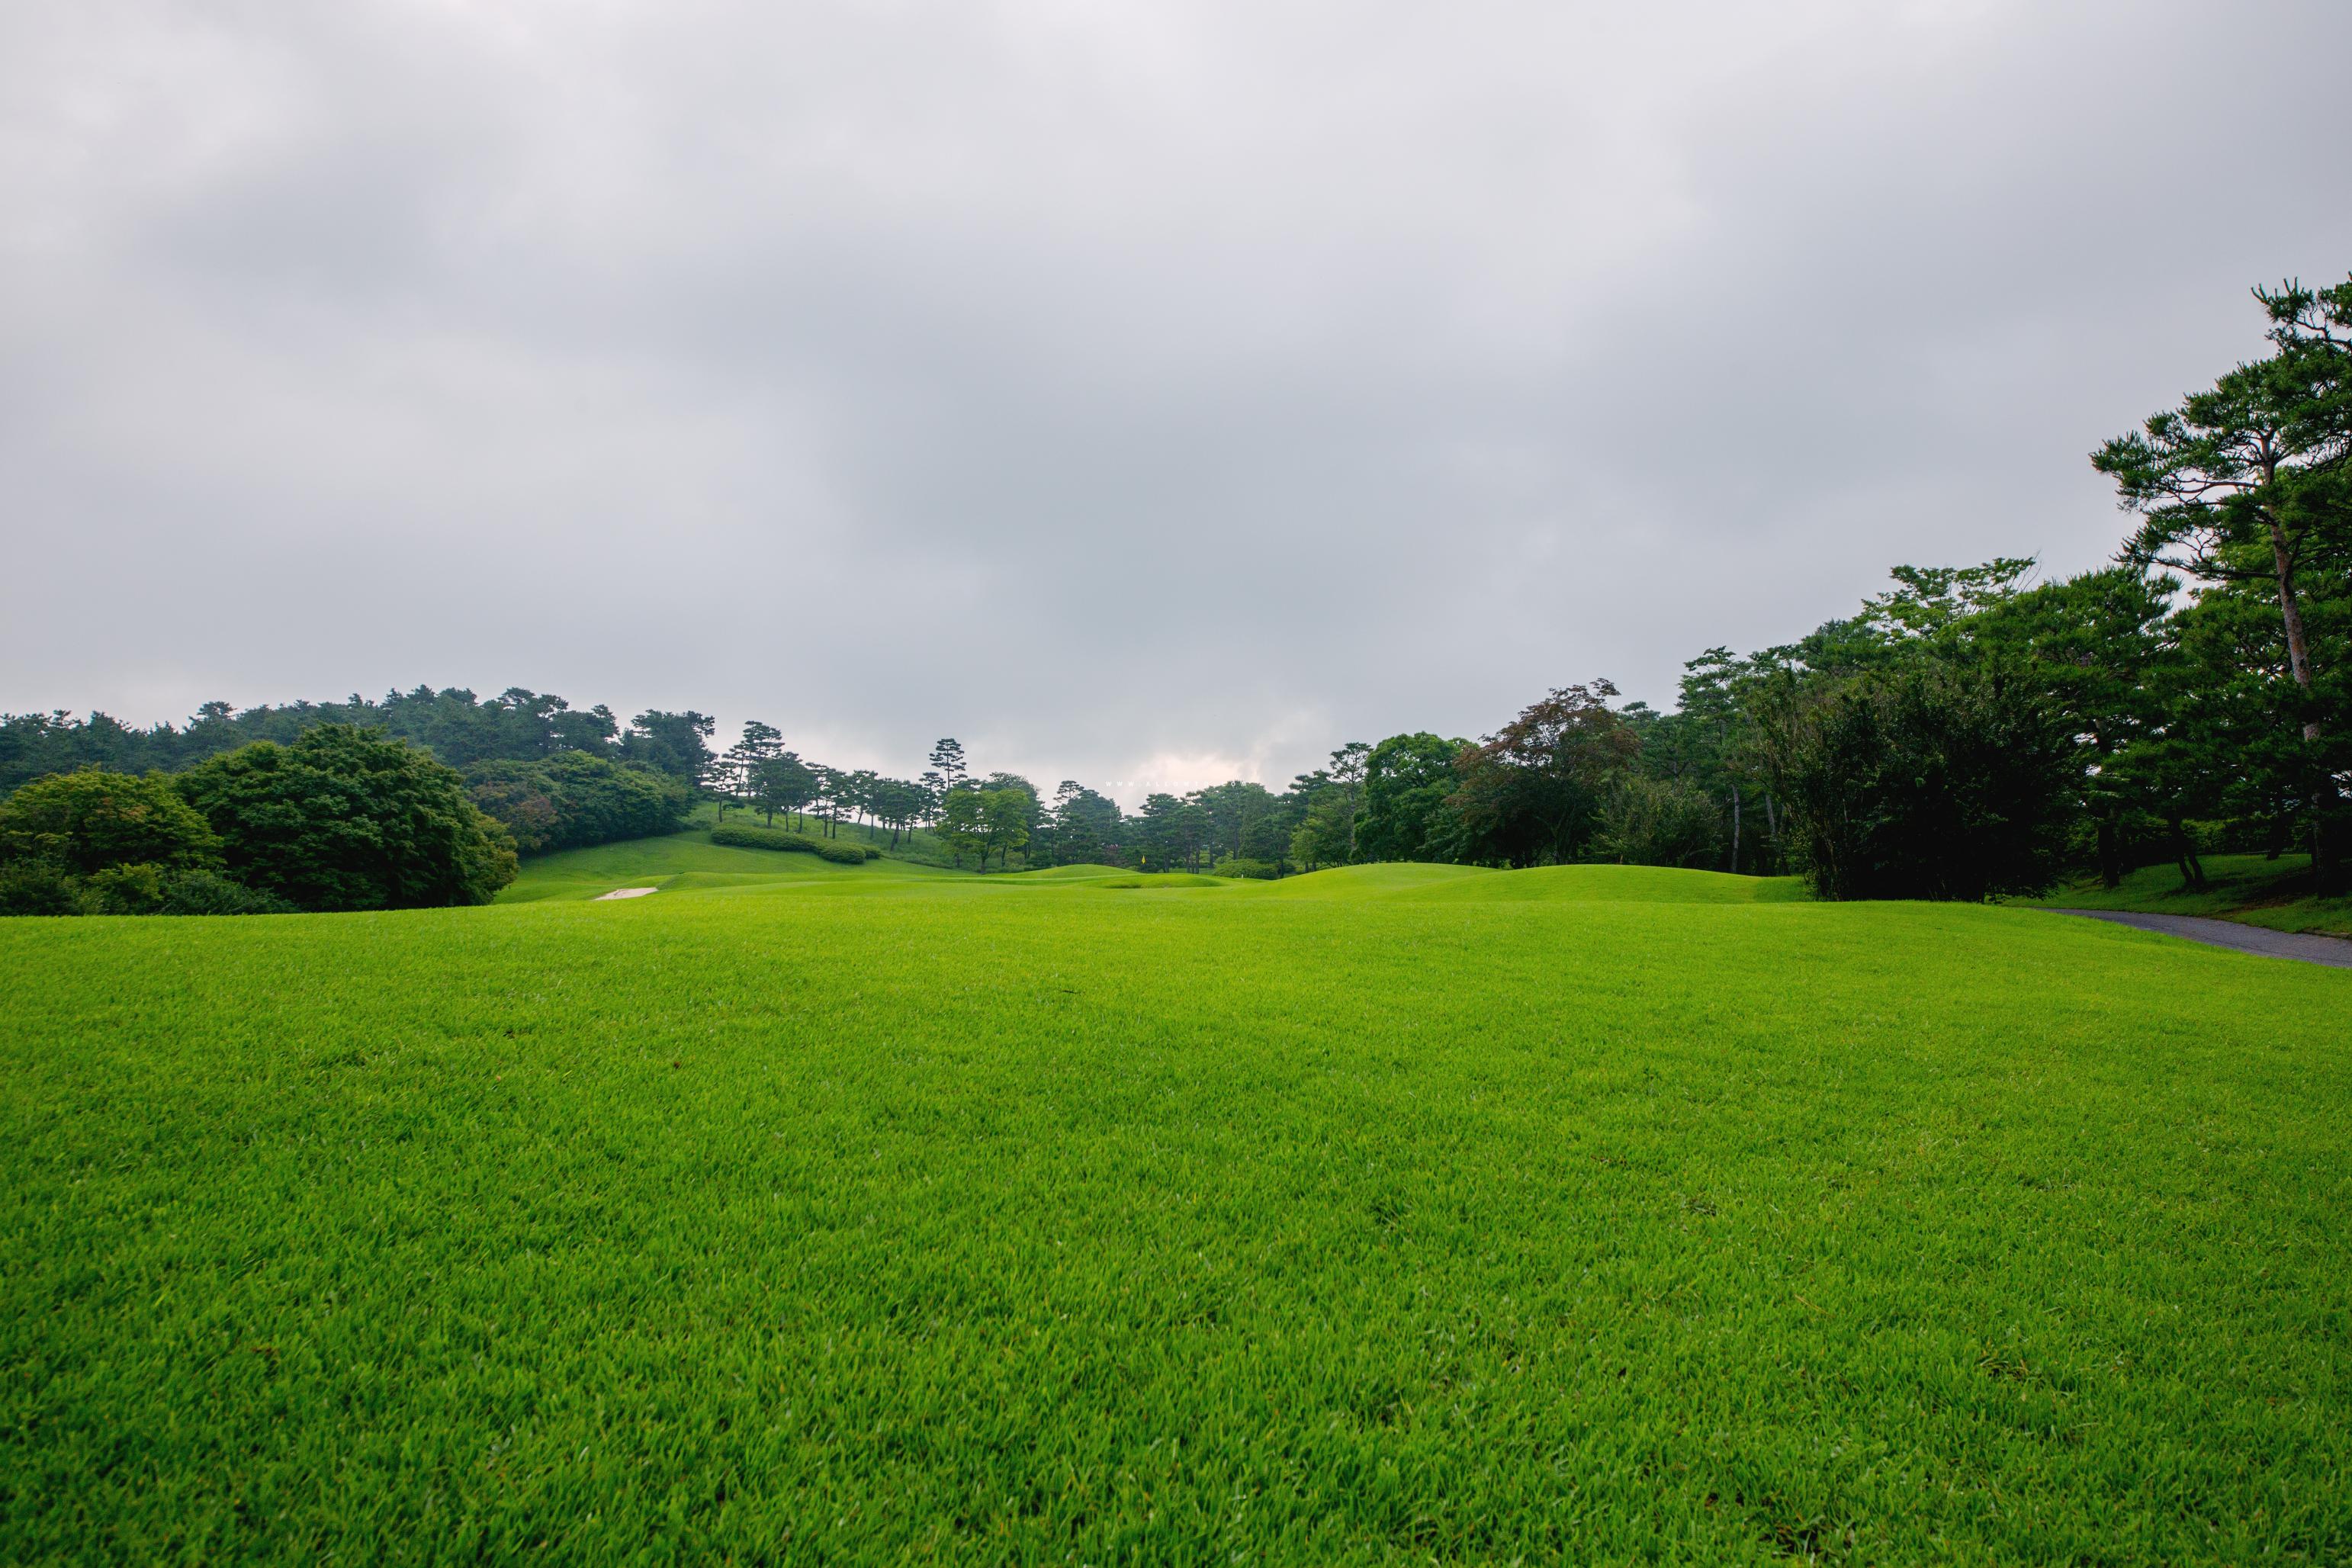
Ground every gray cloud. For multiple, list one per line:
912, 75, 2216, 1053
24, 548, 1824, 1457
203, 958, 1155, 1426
5, 0, 2348, 801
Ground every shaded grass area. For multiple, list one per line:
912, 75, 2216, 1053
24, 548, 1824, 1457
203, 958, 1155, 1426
3, 882, 2348, 1563
2032, 853, 2352, 937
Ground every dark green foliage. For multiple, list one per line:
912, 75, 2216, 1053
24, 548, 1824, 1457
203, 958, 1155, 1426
150, 869, 296, 915
1287, 782, 1354, 872
0, 687, 645, 795
1045, 782, 1125, 866
618, 710, 718, 791
0, 767, 221, 876
1592, 775, 1723, 868
464, 752, 689, 854
0, 768, 275, 917
1446, 685, 1639, 866
710, 823, 874, 864
1131, 792, 1210, 872
175, 727, 518, 911
1352, 733, 1466, 863
1210, 856, 1280, 879
0, 861, 78, 916
2093, 275, 2352, 889
1760, 660, 2076, 901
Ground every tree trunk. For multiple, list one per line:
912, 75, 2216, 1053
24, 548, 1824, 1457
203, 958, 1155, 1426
2171, 820, 2207, 893
2270, 518, 2318, 736
2097, 810, 2122, 890
1729, 786, 1741, 874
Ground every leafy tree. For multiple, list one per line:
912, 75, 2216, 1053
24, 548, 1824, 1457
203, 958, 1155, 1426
175, 726, 517, 911
0, 767, 256, 917
749, 751, 819, 829
936, 787, 985, 868
2097, 277, 2352, 886
1048, 782, 1124, 866
1756, 658, 2075, 901
1194, 781, 1280, 866
0, 768, 221, 876
1288, 788, 1354, 872
622, 711, 718, 793
1326, 743, 1370, 861
715, 722, 784, 822
1446, 683, 1639, 866
927, 739, 969, 800
980, 773, 1041, 859
464, 752, 689, 853
1133, 792, 1210, 872
866, 777, 930, 847
1593, 776, 1723, 868
1964, 567, 2178, 887
978, 788, 1033, 869
1354, 733, 1466, 862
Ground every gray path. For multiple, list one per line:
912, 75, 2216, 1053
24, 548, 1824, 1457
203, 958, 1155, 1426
2048, 908, 2352, 969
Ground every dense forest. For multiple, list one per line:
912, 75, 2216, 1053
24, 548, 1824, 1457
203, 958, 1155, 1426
5, 275, 2347, 906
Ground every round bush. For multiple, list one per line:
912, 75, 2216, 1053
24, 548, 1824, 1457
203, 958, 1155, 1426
175, 726, 518, 911
0, 768, 221, 877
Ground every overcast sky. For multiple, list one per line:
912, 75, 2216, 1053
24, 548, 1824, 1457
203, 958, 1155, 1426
5, 1, 2348, 800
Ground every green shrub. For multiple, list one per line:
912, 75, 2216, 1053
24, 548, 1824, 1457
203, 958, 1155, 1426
0, 860, 79, 916
465, 753, 689, 854
712, 823, 815, 853
154, 869, 296, 916
0, 768, 220, 876
1759, 658, 2075, 901
710, 824, 875, 864
1210, 857, 1280, 879
176, 726, 517, 912
1593, 776, 1723, 869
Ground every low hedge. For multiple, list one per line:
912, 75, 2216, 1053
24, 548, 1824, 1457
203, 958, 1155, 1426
712, 824, 878, 865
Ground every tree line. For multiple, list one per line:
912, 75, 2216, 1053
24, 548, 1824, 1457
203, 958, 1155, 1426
5, 272, 2344, 907
760, 275, 2350, 899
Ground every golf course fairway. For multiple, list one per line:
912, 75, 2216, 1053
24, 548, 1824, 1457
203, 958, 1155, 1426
3, 864, 2347, 1563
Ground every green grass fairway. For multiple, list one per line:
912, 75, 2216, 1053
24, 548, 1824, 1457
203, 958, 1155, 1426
5, 872, 2349, 1563
2032, 853, 2352, 937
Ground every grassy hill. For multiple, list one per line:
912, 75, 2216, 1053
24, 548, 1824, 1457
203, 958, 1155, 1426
5, 867, 2348, 1562
500, 828, 960, 902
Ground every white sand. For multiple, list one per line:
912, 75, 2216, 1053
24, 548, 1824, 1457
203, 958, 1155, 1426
595, 886, 658, 901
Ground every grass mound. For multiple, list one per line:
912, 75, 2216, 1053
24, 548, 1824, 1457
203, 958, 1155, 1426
500, 829, 949, 902
1393, 863, 1809, 904
1245, 863, 1494, 897
5, 885, 2347, 1561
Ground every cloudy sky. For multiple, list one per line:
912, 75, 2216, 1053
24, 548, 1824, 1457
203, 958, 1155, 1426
5, 0, 2348, 800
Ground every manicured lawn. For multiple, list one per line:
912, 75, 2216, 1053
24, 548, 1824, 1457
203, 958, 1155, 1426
499, 828, 958, 902
3, 866, 2347, 1563
2032, 853, 2352, 937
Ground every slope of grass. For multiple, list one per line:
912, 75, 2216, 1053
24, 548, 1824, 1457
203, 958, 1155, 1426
998, 864, 1226, 888
2032, 853, 2352, 937
1390, 863, 1809, 904
1245, 862, 1496, 897
4, 886, 2347, 1563
501, 829, 956, 902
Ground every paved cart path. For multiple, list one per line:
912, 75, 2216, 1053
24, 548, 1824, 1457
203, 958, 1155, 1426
2048, 908, 2352, 969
